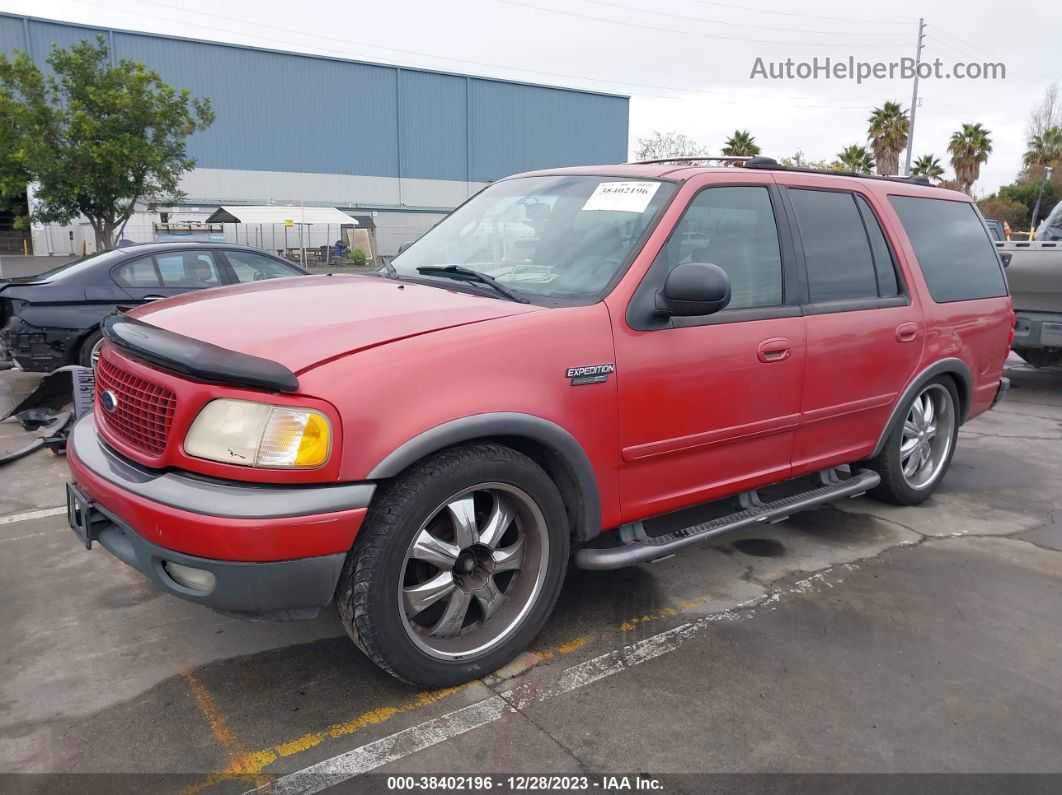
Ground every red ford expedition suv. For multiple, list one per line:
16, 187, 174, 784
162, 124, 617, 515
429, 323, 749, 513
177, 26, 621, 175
66, 157, 1013, 686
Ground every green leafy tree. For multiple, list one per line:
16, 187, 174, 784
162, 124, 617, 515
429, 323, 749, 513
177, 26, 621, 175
721, 129, 760, 157
998, 179, 1059, 227
1023, 126, 1062, 169
910, 154, 945, 183
0, 36, 214, 249
836, 144, 875, 173
977, 196, 1030, 229
867, 101, 910, 176
947, 122, 992, 195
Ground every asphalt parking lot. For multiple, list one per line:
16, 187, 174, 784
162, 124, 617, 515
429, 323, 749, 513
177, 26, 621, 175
1, 361, 1060, 792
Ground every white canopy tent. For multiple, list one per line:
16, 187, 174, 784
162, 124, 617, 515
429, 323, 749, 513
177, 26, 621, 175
204, 206, 358, 226
204, 206, 360, 264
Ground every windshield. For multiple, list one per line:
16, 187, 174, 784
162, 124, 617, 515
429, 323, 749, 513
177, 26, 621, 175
390, 175, 676, 303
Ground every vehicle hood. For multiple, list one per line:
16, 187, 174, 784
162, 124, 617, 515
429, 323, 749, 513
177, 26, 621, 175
127, 274, 543, 374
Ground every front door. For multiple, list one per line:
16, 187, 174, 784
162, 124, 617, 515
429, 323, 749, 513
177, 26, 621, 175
614, 179, 806, 522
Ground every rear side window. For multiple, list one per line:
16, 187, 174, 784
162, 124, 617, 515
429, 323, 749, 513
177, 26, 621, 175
113, 256, 160, 288
789, 189, 878, 302
154, 251, 223, 288
889, 196, 1007, 302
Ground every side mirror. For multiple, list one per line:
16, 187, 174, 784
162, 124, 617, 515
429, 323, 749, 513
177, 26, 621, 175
656, 262, 731, 317
397, 240, 414, 255
1000, 252, 1012, 268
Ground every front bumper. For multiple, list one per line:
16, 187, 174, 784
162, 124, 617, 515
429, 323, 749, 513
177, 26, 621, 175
66, 413, 373, 618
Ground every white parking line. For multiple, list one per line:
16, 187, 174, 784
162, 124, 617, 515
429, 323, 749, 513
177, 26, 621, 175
0, 506, 66, 526
254, 599, 765, 795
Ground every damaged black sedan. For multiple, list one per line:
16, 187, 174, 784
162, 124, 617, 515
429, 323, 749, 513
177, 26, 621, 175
0, 243, 305, 372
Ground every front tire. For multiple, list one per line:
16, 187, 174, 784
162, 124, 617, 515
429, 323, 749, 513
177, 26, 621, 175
865, 377, 959, 506
336, 443, 570, 687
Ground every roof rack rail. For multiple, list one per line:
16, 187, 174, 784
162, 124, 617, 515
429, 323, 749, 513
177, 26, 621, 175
630, 155, 754, 165
742, 156, 932, 185
628, 154, 935, 186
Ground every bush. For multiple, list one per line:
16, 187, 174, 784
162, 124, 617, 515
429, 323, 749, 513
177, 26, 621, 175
348, 248, 367, 267
977, 196, 1031, 229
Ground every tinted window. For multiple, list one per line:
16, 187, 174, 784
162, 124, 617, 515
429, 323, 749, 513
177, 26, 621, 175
113, 256, 160, 288
790, 189, 878, 302
889, 196, 1007, 302
226, 251, 300, 282
854, 195, 900, 297
655, 186, 783, 309
154, 251, 222, 288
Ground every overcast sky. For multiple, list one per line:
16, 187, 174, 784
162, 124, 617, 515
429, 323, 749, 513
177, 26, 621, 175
2, 0, 1057, 194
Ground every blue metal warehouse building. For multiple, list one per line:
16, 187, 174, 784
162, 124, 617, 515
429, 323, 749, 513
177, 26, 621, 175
0, 13, 629, 257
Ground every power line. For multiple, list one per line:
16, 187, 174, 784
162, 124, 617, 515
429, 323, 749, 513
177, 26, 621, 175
583, 0, 910, 38
684, 0, 910, 25
495, 0, 907, 47
931, 29, 1054, 83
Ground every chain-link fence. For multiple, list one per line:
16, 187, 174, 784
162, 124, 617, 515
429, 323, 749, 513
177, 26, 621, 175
0, 230, 32, 255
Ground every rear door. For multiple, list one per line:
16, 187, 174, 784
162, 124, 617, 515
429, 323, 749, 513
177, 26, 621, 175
778, 181, 923, 474
112, 250, 225, 303
614, 175, 807, 521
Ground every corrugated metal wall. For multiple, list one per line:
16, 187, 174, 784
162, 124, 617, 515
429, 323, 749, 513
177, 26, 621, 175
0, 14, 629, 184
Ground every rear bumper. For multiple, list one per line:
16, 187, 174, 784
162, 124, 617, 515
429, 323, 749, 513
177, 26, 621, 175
1013, 311, 1062, 351
66, 413, 372, 617
0, 314, 77, 372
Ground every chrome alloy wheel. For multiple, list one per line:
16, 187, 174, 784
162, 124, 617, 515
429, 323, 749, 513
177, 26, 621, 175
900, 383, 955, 490
398, 483, 548, 660
90, 337, 104, 368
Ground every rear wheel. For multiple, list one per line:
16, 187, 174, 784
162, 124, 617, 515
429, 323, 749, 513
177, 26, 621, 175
336, 443, 569, 687
865, 377, 959, 505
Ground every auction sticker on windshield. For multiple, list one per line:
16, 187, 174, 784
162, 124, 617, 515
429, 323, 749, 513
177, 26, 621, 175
582, 181, 661, 213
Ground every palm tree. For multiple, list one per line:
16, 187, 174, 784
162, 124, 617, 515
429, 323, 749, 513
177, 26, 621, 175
836, 144, 875, 173
910, 154, 945, 183
948, 123, 993, 194
722, 129, 760, 157
1024, 126, 1062, 168
867, 101, 910, 176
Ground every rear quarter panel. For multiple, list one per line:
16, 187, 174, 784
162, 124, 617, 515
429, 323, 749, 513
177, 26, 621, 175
869, 182, 1012, 420
299, 303, 623, 529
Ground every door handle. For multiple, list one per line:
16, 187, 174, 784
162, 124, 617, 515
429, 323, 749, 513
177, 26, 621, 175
757, 337, 791, 363
895, 323, 920, 343
143, 295, 166, 301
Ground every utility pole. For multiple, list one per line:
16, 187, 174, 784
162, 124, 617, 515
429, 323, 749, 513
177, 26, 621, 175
904, 18, 926, 176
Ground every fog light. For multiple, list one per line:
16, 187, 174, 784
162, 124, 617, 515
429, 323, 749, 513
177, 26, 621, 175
163, 561, 216, 592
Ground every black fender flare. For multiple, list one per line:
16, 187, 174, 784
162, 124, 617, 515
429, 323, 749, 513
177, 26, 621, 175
366, 413, 602, 541
870, 358, 973, 459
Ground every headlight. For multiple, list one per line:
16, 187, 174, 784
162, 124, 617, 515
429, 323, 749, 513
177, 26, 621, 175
184, 399, 332, 468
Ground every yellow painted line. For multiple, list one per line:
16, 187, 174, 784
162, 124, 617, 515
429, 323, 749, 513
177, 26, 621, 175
183, 595, 711, 792
619, 595, 712, 632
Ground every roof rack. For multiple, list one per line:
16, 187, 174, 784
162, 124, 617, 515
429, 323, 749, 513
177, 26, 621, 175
630, 155, 754, 165
742, 156, 932, 185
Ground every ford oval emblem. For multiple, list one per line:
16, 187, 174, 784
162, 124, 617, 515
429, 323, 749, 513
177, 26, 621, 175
100, 390, 119, 413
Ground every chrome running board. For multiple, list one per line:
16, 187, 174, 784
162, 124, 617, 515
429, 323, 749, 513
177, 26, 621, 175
574, 468, 880, 570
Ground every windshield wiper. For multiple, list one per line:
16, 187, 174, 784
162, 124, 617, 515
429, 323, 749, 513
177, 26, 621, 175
415, 265, 530, 303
